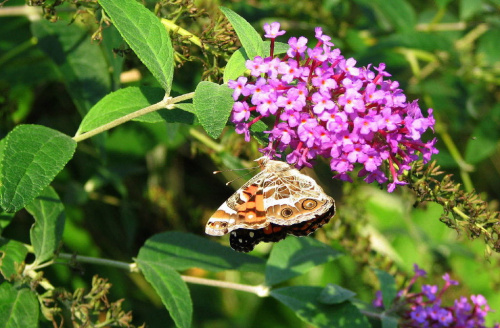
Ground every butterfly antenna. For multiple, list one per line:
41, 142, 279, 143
213, 164, 260, 185
223, 171, 255, 186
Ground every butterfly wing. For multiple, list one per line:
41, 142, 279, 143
261, 163, 335, 227
205, 170, 270, 236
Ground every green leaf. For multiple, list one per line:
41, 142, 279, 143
193, 82, 234, 139
26, 186, 65, 265
223, 41, 289, 84
249, 120, 269, 145
0, 125, 76, 213
138, 232, 265, 273
318, 284, 357, 304
135, 258, 192, 328
0, 283, 39, 328
365, 0, 416, 33
271, 286, 369, 328
220, 7, 264, 59
374, 269, 397, 310
265, 237, 342, 286
99, 0, 174, 93
78, 86, 166, 134
0, 239, 28, 281
465, 104, 500, 164
223, 48, 247, 84
31, 20, 112, 116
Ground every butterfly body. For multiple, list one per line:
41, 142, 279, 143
206, 157, 336, 252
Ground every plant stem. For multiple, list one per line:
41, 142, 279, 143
182, 275, 270, 297
57, 253, 134, 271
56, 252, 269, 296
73, 92, 194, 142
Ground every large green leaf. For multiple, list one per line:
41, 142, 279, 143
99, 0, 174, 93
220, 7, 264, 60
193, 82, 234, 139
0, 125, 76, 213
31, 20, 112, 116
271, 286, 369, 328
0, 239, 28, 281
135, 258, 192, 328
78, 86, 166, 134
265, 237, 342, 286
0, 283, 39, 328
26, 186, 65, 265
138, 232, 265, 273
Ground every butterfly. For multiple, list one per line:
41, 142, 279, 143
205, 157, 336, 252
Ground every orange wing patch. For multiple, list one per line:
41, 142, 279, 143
236, 185, 267, 224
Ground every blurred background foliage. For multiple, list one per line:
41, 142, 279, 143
1, 0, 500, 326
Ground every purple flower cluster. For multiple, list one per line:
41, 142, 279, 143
228, 23, 438, 192
373, 264, 498, 327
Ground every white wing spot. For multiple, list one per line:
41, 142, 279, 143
239, 239, 243, 243
249, 232, 255, 238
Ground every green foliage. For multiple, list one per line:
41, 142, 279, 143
265, 237, 342, 285
99, 0, 174, 93
27, 186, 65, 266
271, 286, 370, 327
0, 0, 499, 327
193, 81, 234, 139
0, 125, 76, 213
0, 283, 39, 328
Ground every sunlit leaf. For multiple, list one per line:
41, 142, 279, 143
220, 7, 264, 59
0, 125, 76, 213
193, 82, 234, 139
99, 0, 174, 93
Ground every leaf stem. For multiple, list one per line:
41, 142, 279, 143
73, 92, 194, 142
56, 252, 269, 296
182, 275, 270, 297
57, 253, 136, 271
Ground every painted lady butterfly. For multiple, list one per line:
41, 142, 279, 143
206, 157, 336, 252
